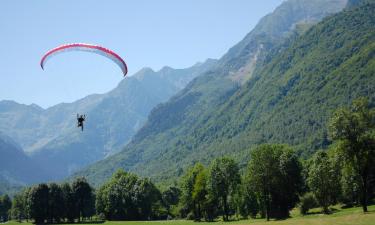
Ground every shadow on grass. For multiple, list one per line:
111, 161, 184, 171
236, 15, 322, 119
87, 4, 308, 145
36, 221, 105, 225
304, 211, 323, 216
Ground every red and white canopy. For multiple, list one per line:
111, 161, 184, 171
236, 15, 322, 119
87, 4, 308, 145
40, 43, 128, 76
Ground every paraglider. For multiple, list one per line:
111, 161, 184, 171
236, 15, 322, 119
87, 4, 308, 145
40, 43, 128, 131
77, 114, 86, 131
40, 43, 128, 76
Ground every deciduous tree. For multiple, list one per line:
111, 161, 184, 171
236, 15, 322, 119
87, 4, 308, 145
208, 157, 240, 221
246, 144, 302, 220
329, 97, 375, 212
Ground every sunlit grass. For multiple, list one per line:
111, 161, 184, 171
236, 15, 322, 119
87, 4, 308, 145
6, 205, 375, 225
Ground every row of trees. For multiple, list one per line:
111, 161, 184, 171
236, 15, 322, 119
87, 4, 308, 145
3, 97, 374, 223
178, 142, 373, 221
10, 178, 95, 224
7, 172, 167, 223
177, 145, 303, 221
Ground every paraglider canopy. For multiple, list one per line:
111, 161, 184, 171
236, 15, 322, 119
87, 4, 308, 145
40, 43, 128, 76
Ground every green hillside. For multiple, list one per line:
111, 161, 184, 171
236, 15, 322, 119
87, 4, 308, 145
71, 0, 359, 186
204, 2, 375, 156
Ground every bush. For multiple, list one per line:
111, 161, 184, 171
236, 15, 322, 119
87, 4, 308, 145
299, 193, 318, 215
186, 212, 195, 220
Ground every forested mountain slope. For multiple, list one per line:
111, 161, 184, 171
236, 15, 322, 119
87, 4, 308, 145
73, 0, 353, 186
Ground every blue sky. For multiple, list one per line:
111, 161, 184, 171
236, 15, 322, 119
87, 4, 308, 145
0, 0, 283, 108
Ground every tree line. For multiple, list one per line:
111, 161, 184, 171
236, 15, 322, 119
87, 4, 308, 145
6, 177, 95, 224
1, 97, 373, 223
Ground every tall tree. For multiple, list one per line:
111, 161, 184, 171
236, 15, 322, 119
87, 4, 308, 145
329, 97, 375, 212
340, 163, 361, 206
72, 177, 95, 222
11, 194, 24, 222
11, 189, 30, 222
0, 195, 12, 222
179, 163, 205, 220
201, 188, 218, 222
28, 184, 49, 224
95, 183, 111, 220
48, 183, 64, 223
307, 150, 341, 213
96, 169, 160, 221
192, 167, 208, 221
23, 187, 31, 222
162, 186, 180, 217
208, 157, 240, 221
246, 144, 302, 220
61, 182, 77, 222
239, 177, 259, 219
132, 178, 161, 220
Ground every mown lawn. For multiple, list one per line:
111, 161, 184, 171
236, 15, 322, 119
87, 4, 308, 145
6, 205, 375, 225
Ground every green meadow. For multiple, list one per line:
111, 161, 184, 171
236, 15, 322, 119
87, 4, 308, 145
6, 205, 375, 225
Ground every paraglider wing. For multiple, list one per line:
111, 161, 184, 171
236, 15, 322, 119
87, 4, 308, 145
40, 43, 128, 76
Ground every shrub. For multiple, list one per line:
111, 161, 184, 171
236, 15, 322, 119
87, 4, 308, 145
299, 193, 318, 215
186, 212, 195, 220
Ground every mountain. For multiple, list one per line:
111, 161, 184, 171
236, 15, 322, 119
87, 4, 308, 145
0, 132, 52, 187
72, 0, 353, 186
346, 0, 375, 7
0, 59, 216, 179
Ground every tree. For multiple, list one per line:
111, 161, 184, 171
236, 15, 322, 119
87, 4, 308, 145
72, 177, 95, 222
201, 188, 218, 222
239, 178, 259, 219
104, 170, 138, 220
132, 178, 161, 220
48, 183, 64, 223
299, 193, 318, 215
11, 193, 26, 222
61, 182, 77, 222
208, 157, 240, 221
179, 163, 205, 220
96, 169, 161, 221
0, 195, 12, 222
23, 187, 32, 222
307, 150, 340, 213
340, 164, 361, 206
28, 184, 49, 224
246, 144, 302, 220
329, 97, 375, 212
178, 163, 218, 222
192, 167, 208, 221
162, 186, 181, 217
95, 183, 109, 220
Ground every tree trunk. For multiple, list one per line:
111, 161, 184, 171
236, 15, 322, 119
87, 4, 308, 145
265, 186, 270, 221
223, 196, 228, 221
193, 200, 198, 221
266, 195, 270, 221
198, 203, 201, 221
361, 175, 368, 212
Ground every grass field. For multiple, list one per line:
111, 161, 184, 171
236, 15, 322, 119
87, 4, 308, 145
5, 205, 375, 225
